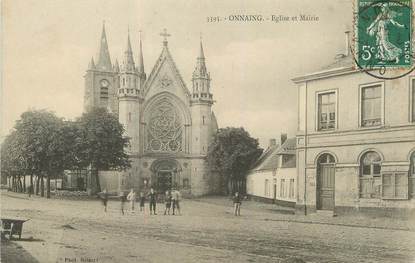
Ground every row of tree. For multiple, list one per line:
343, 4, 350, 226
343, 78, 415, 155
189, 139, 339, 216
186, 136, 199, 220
1, 107, 130, 198
1, 107, 263, 197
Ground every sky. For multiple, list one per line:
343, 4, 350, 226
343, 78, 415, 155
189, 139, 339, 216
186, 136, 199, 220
1, 0, 352, 147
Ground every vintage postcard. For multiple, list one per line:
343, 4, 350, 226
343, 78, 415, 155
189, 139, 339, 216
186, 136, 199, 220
1, 0, 415, 262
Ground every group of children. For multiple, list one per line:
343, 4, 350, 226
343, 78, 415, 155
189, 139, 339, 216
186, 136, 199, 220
98, 188, 181, 216
98, 188, 242, 216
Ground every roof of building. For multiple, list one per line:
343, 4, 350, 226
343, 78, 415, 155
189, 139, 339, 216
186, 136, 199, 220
250, 138, 296, 172
292, 54, 356, 84
320, 54, 354, 71
275, 137, 296, 155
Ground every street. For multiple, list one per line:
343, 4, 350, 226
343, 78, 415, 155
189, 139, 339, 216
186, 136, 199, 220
1, 192, 415, 263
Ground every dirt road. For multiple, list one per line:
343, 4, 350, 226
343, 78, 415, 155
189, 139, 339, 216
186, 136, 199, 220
1, 192, 414, 263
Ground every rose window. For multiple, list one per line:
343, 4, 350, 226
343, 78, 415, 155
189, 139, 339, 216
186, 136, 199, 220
146, 100, 183, 152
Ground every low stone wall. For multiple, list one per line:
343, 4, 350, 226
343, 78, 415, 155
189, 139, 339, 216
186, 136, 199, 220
248, 194, 296, 208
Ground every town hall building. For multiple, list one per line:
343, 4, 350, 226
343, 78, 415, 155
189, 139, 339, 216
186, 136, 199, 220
83, 24, 219, 196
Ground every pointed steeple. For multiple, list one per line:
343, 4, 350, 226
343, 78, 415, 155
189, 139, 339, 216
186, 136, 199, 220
191, 37, 213, 103
88, 57, 96, 70
96, 22, 112, 71
122, 29, 135, 72
193, 40, 208, 78
199, 41, 205, 59
137, 31, 145, 74
113, 59, 120, 72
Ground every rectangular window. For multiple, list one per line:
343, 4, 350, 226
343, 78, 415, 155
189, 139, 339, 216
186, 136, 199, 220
318, 92, 336, 130
273, 179, 277, 198
264, 179, 269, 197
289, 179, 295, 198
381, 172, 409, 199
280, 179, 285, 198
361, 85, 382, 127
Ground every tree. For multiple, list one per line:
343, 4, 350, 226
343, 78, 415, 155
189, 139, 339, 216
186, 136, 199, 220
1, 130, 26, 192
207, 127, 263, 195
77, 107, 131, 194
13, 110, 64, 198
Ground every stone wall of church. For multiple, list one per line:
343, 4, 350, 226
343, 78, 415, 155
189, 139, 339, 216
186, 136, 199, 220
191, 104, 213, 156
189, 158, 215, 196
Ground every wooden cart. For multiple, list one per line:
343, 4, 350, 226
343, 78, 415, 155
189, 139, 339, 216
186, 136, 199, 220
1, 218, 29, 240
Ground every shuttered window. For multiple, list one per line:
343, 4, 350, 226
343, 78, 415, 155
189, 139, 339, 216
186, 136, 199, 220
361, 85, 382, 127
318, 92, 336, 130
381, 172, 409, 199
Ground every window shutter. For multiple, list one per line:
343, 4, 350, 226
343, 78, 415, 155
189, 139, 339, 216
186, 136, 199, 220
381, 173, 393, 198
394, 172, 408, 199
381, 172, 409, 200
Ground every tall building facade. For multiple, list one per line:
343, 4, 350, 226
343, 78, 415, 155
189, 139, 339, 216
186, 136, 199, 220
84, 24, 219, 196
292, 49, 415, 216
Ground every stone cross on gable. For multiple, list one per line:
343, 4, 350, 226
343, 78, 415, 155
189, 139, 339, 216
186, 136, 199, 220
160, 28, 171, 46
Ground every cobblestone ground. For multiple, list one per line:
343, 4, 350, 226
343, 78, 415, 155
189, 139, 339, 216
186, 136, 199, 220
1, 192, 415, 263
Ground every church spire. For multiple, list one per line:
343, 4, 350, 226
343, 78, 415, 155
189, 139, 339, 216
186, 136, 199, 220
122, 29, 135, 72
191, 37, 212, 103
137, 31, 145, 74
96, 21, 112, 71
199, 40, 205, 59
88, 57, 96, 70
193, 39, 208, 79
113, 59, 120, 72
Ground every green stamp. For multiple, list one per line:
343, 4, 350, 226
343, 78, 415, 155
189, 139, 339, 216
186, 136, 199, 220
357, 0, 412, 68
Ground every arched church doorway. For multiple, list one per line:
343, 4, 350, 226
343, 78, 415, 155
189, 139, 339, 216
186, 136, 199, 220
150, 159, 182, 193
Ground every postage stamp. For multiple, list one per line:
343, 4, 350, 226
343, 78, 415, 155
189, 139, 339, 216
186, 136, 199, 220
356, 0, 412, 70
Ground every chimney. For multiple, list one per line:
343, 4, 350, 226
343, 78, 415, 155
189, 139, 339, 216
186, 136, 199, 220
269, 139, 277, 148
344, 28, 350, 57
280, 133, 287, 145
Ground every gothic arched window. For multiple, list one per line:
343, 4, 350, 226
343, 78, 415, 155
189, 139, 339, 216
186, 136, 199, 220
146, 100, 183, 152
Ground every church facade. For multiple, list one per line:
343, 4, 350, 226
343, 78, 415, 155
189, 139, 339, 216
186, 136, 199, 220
83, 25, 219, 196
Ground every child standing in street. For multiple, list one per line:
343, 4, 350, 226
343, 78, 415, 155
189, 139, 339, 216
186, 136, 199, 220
98, 188, 109, 212
233, 192, 242, 216
139, 192, 145, 212
164, 190, 172, 215
127, 188, 136, 211
171, 189, 181, 215
148, 188, 157, 215
120, 192, 127, 215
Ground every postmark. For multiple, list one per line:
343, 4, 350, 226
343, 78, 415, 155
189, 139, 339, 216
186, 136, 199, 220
353, 0, 415, 79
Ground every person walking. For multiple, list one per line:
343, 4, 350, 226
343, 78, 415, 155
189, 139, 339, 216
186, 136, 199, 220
127, 188, 137, 211
120, 191, 127, 215
98, 188, 109, 212
233, 192, 242, 216
28, 184, 33, 198
139, 192, 146, 212
172, 189, 181, 215
164, 190, 172, 215
148, 188, 157, 215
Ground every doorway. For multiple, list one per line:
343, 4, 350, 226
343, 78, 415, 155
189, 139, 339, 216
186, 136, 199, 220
157, 170, 172, 193
316, 154, 335, 210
